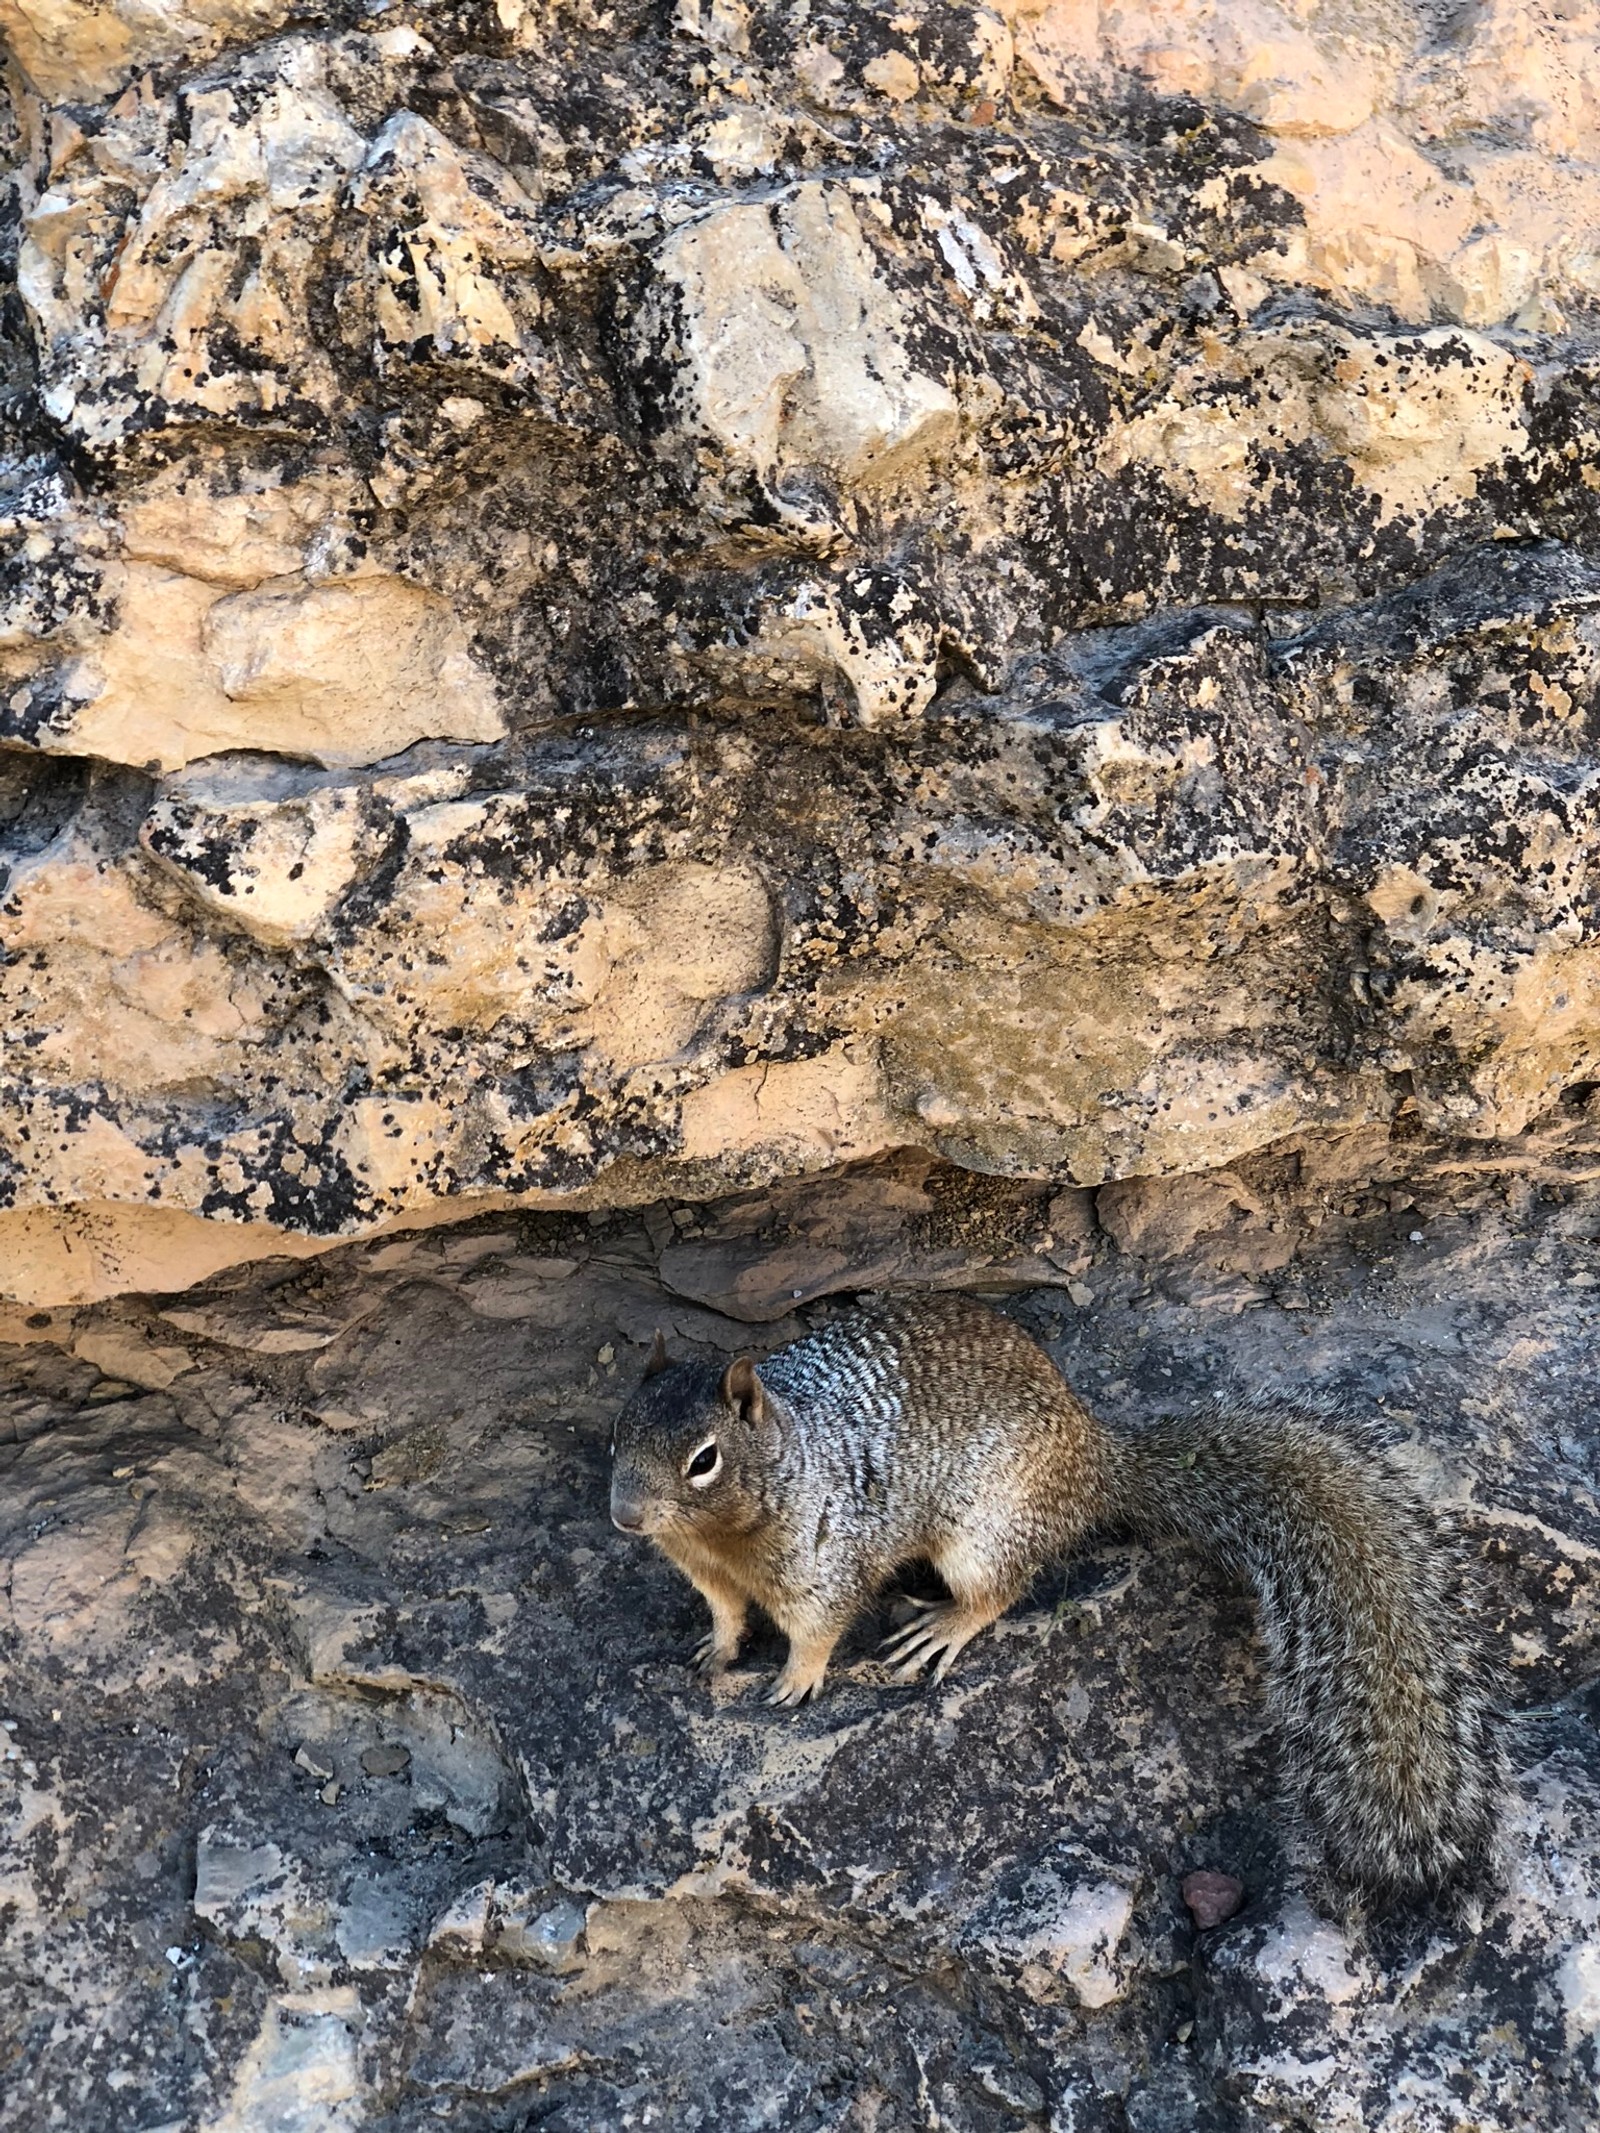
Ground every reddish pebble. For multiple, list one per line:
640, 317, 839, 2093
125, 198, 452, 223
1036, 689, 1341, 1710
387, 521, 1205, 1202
1181, 1869, 1244, 1929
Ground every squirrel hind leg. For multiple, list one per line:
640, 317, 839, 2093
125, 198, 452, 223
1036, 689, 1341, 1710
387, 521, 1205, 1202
879, 1598, 1004, 1683
880, 1540, 1029, 1684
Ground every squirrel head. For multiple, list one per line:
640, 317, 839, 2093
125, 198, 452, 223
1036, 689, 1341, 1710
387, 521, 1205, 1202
609, 1334, 780, 1540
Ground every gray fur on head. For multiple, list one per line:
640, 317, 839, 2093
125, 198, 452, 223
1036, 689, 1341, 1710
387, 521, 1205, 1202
609, 1355, 781, 1540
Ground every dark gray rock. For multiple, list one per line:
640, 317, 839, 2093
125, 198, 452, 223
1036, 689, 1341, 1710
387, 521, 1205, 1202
1, 1150, 1597, 2130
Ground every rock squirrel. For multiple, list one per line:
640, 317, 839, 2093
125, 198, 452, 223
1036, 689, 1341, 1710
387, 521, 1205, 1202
609, 1292, 1503, 1905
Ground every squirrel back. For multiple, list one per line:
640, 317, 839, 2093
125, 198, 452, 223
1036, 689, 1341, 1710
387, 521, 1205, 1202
610, 1292, 1502, 1905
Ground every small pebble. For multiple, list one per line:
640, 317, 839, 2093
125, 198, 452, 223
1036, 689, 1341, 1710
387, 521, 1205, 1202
293, 1744, 334, 1781
360, 1743, 411, 1778
497, 1898, 588, 1971
320, 1780, 341, 1806
1181, 1869, 1244, 1929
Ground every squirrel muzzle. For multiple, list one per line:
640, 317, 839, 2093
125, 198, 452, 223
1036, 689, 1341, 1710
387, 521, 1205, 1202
610, 1476, 664, 1536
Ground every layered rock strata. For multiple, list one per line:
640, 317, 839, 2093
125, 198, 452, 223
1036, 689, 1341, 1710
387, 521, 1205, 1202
3, 0, 1600, 1297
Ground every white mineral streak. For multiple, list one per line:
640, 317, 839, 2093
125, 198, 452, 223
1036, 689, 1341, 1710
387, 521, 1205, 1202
1250, 1898, 1367, 2005
966, 1854, 1138, 2008
1020, 1876, 1136, 2007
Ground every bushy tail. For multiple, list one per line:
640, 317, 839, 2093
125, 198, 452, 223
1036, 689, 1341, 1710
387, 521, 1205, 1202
1098, 1398, 1504, 1905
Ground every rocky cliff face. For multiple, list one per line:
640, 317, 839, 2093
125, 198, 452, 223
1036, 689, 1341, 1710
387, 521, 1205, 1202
4, 7, 1600, 2130
3, 0, 1600, 1301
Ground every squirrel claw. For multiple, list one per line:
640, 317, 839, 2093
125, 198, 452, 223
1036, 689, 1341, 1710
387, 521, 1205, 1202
692, 1632, 738, 1680
881, 1602, 987, 1681
880, 1622, 943, 1667
767, 1671, 823, 1707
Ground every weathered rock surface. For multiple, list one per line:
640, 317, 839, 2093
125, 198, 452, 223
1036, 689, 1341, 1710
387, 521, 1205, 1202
3, 3, 1599, 2124
5, 542, 1600, 1303
1, 1150, 1598, 2129
3, 0, 1600, 1298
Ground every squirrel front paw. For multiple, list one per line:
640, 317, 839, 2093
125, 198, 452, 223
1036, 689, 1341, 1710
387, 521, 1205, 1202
766, 1653, 829, 1707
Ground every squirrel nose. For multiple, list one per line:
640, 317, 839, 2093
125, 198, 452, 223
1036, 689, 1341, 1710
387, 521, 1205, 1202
611, 1491, 650, 1534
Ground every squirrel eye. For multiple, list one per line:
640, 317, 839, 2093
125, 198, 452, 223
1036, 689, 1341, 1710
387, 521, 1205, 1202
686, 1441, 720, 1482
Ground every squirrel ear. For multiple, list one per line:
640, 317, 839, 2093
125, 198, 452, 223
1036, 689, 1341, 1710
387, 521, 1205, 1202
720, 1356, 766, 1425
644, 1329, 670, 1379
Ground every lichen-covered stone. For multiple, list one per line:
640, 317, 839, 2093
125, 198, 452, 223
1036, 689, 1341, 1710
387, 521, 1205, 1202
2, 539, 1596, 1301
4, 0, 1600, 1298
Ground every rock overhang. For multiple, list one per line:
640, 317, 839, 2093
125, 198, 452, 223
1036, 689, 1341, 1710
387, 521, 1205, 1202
0, 0, 1598, 1308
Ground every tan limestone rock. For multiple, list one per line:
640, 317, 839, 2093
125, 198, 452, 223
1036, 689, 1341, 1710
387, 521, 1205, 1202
1, 828, 272, 1087
0, 1204, 331, 1308
676, 1045, 896, 1169
345, 112, 545, 395
119, 467, 365, 590
0, 0, 293, 102
44, 566, 503, 773
199, 577, 505, 770
2, 0, 1600, 1307
1009, 0, 1600, 327
53, 564, 234, 773
1100, 325, 1532, 528
584, 864, 777, 1071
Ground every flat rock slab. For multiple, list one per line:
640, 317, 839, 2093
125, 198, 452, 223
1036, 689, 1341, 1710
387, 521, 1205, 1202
1, 1156, 1597, 2131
